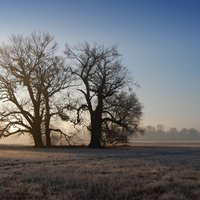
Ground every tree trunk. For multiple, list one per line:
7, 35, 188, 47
89, 131, 102, 148
45, 113, 51, 147
89, 112, 102, 148
44, 92, 51, 147
32, 131, 44, 148
45, 127, 51, 147
32, 124, 44, 148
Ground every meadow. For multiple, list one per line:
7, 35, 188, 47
0, 142, 200, 200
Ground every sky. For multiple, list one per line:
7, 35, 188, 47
0, 0, 200, 132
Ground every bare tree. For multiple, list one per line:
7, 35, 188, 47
0, 32, 71, 147
64, 43, 144, 148
101, 91, 144, 144
156, 124, 165, 132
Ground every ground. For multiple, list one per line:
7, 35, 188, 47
0, 142, 200, 199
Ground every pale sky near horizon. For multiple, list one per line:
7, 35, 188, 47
0, 0, 200, 131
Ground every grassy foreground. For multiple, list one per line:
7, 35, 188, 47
0, 144, 200, 200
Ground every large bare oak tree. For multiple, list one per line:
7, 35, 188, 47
0, 32, 71, 147
64, 43, 144, 148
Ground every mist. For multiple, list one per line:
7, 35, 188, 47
134, 125, 200, 141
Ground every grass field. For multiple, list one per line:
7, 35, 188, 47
0, 143, 200, 200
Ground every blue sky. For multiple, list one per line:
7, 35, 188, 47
0, 0, 200, 131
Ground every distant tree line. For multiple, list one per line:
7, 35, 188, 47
0, 31, 144, 148
135, 124, 200, 141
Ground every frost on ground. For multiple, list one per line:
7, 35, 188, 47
0, 144, 200, 200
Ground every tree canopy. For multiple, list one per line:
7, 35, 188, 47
0, 32, 144, 148
0, 32, 72, 147
64, 43, 144, 147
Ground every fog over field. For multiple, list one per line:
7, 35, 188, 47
1, 126, 200, 146
0, 144, 199, 199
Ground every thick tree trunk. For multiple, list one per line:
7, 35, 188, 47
32, 131, 44, 148
89, 131, 102, 148
32, 124, 44, 148
89, 112, 102, 148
